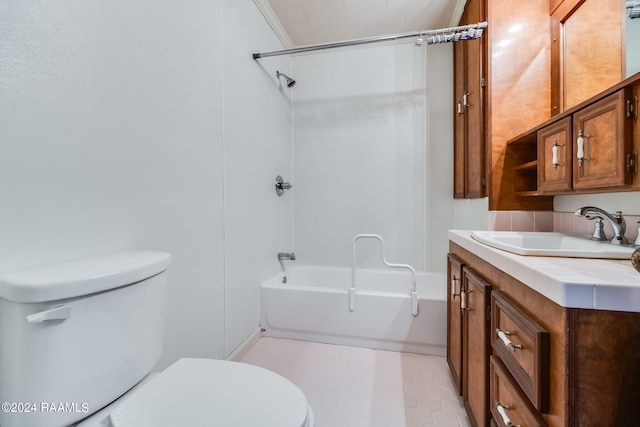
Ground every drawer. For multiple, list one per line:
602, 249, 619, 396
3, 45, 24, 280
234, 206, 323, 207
491, 291, 550, 412
490, 356, 547, 427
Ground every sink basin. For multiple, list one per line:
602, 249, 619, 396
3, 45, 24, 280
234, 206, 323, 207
471, 231, 635, 259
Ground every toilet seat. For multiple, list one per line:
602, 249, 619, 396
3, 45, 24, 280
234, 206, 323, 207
108, 358, 313, 427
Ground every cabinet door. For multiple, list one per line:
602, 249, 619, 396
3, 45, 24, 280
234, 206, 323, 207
462, 267, 492, 427
453, 40, 466, 199
572, 89, 633, 189
447, 254, 464, 394
452, 0, 486, 199
538, 117, 572, 193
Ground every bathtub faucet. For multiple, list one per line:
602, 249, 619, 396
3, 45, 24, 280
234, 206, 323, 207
278, 252, 296, 261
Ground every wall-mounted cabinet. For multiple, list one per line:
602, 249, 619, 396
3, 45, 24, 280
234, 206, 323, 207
456, 0, 640, 210
453, 0, 486, 199
537, 117, 572, 192
503, 77, 640, 201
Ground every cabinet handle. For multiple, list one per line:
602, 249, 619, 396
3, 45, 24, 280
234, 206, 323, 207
552, 140, 564, 170
496, 328, 523, 351
463, 92, 469, 107
496, 402, 521, 427
451, 274, 460, 299
457, 101, 464, 115
460, 289, 468, 314
576, 129, 591, 165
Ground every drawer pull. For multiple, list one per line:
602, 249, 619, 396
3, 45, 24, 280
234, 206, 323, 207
496, 328, 523, 351
451, 274, 460, 299
496, 402, 521, 427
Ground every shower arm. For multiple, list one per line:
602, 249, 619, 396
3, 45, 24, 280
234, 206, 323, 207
350, 234, 418, 316
253, 21, 487, 59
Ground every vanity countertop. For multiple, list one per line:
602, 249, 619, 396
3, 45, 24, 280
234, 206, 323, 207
449, 230, 640, 312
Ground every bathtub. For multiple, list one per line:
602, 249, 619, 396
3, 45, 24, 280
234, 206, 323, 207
260, 266, 447, 356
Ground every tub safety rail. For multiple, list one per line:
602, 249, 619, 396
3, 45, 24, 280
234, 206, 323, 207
351, 234, 419, 316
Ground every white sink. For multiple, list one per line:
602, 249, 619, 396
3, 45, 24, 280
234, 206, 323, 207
470, 231, 635, 259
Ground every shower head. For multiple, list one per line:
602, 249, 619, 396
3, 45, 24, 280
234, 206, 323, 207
276, 71, 296, 88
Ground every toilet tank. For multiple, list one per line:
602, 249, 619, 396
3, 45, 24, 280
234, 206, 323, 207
0, 251, 171, 427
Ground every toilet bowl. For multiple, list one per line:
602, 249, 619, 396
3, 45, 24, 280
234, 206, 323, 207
106, 359, 312, 427
0, 251, 313, 427
78, 358, 313, 427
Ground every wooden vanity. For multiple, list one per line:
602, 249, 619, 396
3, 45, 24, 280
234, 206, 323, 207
447, 231, 640, 427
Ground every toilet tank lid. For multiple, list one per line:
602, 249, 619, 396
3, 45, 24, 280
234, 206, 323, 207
0, 251, 171, 303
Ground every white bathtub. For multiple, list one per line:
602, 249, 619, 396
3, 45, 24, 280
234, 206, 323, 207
260, 266, 447, 356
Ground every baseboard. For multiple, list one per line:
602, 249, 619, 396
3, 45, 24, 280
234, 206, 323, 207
226, 328, 262, 362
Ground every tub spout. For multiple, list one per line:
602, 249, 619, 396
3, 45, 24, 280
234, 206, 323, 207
278, 252, 296, 261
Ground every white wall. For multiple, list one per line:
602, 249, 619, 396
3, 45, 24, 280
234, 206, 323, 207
222, 0, 293, 356
292, 43, 454, 273
0, 0, 292, 368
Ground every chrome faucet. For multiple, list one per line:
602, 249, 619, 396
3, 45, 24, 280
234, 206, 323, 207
574, 206, 628, 245
278, 252, 296, 261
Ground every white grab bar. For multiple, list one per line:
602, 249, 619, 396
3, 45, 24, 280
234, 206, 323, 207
351, 234, 419, 316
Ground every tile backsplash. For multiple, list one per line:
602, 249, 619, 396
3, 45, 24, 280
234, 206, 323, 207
489, 211, 640, 242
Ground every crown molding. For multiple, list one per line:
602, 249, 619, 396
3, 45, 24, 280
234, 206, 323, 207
253, 0, 295, 49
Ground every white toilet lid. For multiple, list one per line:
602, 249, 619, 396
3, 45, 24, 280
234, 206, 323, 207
108, 358, 312, 427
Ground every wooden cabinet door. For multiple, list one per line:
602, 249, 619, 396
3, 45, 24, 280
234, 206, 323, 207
572, 89, 633, 190
452, 0, 486, 199
447, 254, 464, 394
537, 117, 572, 193
454, 41, 466, 199
462, 267, 492, 427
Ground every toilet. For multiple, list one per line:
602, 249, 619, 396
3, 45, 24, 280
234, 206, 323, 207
0, 251, 313, 427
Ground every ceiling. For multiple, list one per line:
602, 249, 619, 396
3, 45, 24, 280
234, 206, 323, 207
256, 0, 466, 48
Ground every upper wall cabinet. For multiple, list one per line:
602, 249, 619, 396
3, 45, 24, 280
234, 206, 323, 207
479, 0, 640, 210
453, 0, 486, 199
550, 0, 625, 115
537, 89, 634, 195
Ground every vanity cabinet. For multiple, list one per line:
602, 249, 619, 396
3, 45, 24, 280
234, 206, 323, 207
448, 240, 640, 427
462, 268, 491, 427
447, 254, 492, 426
453, 0, 486, 199
446, 254, 464, 393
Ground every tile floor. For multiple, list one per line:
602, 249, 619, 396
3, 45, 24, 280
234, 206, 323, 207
241, 337, 470, 427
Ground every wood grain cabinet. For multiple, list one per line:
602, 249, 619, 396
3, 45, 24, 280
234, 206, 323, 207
449, 241, 640, 427
453, 0, 486, 199
447, 255, 492, 427
524, 83, 640, 196
537, 117, 572, 193
572, 88, 633, 190
462, 268, 491, 427
532, 87, 636, 196
446, 254, 464, 393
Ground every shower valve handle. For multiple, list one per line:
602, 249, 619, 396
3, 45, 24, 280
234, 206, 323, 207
275, 175, 292, 197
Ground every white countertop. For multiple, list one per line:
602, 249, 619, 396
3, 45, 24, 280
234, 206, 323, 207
449, 230, 640, 312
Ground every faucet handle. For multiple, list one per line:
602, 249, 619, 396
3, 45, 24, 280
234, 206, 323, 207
591, 218, 608, 241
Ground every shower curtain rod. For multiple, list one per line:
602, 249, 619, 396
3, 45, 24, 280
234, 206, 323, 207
252, 21, 487, 59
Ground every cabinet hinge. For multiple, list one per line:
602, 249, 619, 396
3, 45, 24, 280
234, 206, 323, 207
627, 96, 638, 120
627, 151, 639, 175
481, 176, 486, 187
486, 305, 491, 321
480, 77, 486, 88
